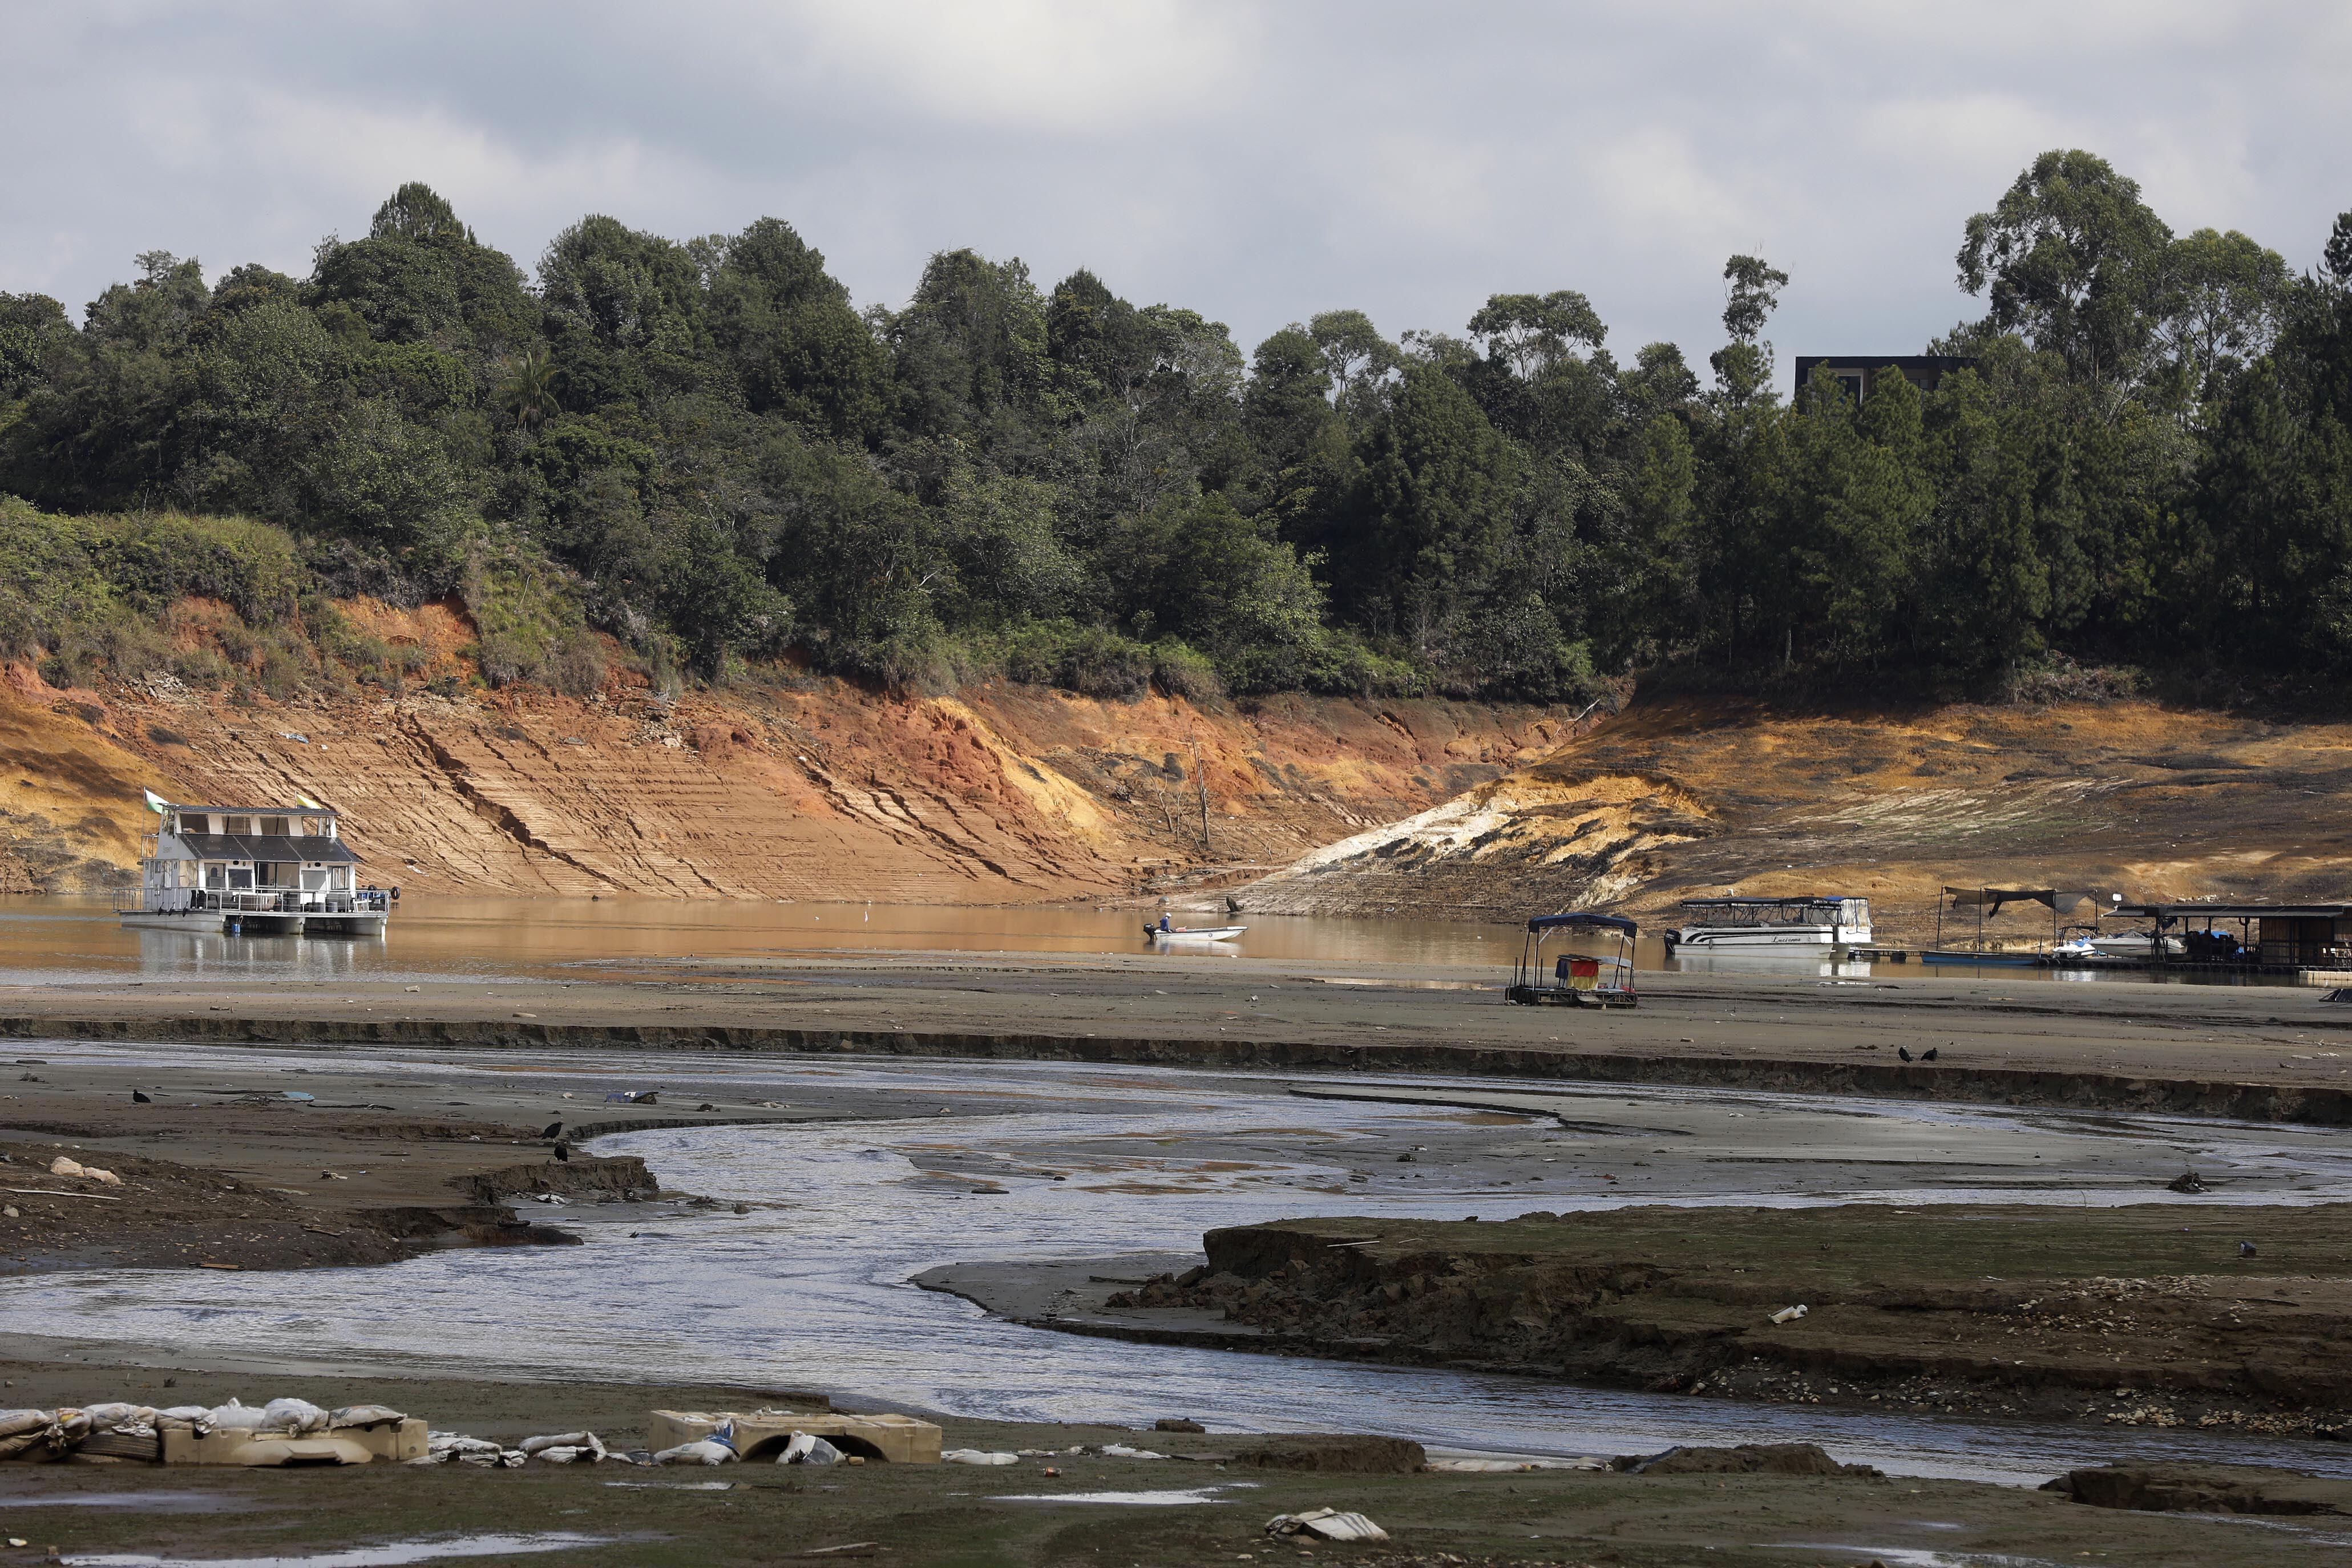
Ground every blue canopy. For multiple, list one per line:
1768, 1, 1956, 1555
1525, 912, 1638, 935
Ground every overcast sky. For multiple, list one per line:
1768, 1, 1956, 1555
6, 2, 2347, 382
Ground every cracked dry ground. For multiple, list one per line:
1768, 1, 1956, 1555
1105, 1206, 2352, 1437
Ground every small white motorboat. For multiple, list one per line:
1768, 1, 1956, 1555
2051, 930, 2181, 961
1145, 923, 1246, 943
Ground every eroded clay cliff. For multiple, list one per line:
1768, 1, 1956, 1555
0, 635, 1581, 903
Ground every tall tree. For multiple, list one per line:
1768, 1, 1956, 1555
1957, 149, 2173, 401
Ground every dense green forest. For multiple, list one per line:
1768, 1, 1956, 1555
2, 149, 2348, 707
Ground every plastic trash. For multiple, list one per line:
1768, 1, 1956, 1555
1265, 1509, 1389, 1543
1098, 1443, 1166, 1460
778, 1432, 844, 1466
207, 1401, 268, 1432
940, 1448, 1019, 1466
262, 1397, 330, 1434
47, 1157, 83, 1178
1768, 1304, 1808, 1325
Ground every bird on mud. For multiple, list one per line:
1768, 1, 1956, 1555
540, 1120, 563, 1139
2240, 1240, 2257, 1258
1922, 1048, 1939, 1062
132, 1090, 152, 1103
551, 1142, 571, 1163
1897, 1046, 1914, 1063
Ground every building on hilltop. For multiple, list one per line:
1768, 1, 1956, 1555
1792, 355, 1975, 403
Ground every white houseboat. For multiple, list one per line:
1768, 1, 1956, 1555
1667, 895, 1871, 951
119, 794, 393, 936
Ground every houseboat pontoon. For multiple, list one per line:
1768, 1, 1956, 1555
119, 795, 393, 936
1667, 896, 1871, 951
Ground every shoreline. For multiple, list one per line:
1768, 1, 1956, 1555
9, 1004, 2352, 1127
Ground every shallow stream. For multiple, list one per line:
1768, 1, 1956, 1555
2, 1042, 2348, 1486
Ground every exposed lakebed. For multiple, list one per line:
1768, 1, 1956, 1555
2, 1041, 2349, 1486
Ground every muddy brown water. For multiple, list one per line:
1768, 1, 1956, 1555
0, 895, 2295, 986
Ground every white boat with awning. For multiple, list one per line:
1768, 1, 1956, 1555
1668, 896, 1870, 950
119, 794, 394, 936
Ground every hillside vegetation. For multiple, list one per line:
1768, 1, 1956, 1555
2, 152, 2348, 718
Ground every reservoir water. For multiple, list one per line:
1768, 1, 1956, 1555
4, 1038, 2347, 1487
0, 894, 2299, 987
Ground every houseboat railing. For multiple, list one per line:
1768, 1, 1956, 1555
116, 887, 395, 917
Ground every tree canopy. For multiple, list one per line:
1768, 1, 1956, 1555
2, 156, 2346, 705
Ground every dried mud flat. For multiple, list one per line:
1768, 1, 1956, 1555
0, 1054, 795, 1278
1060, 1207, 2352, 1440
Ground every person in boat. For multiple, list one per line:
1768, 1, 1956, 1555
1158, 914, 1172, 932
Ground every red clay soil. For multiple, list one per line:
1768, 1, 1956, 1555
0, 641, 1579, 903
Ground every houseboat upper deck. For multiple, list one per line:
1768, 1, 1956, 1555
120, 795, 394, 936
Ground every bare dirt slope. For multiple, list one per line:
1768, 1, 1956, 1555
1240, 696, 2352, 940
0, 639, 1576, 903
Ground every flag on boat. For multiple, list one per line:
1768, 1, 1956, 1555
295, 793, 326, 811
142, 789, 171, 814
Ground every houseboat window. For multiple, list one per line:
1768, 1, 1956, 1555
228, 816, 255, 836
262, 817, 289, 836
204, 865, 225, 889
227, 867, 254, 891
302, 868, 329, 892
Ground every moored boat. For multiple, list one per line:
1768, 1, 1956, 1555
1668, 896, 1871, 951
1145, 923, 1247, 943
118, 793, 393, 936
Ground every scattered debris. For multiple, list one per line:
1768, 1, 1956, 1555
2168, 1170, 2208, 1194
1424, 1456, 1607, 1472
778, 1433, 843, 1466
1265, 1508, 1389, 1542
943, 1448, 1019, 1465
1769, 1304, 1809, 1324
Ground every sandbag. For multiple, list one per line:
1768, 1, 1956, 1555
261, 1398, 329, 1435
653, 1439, 738, 1466
329, 1404, 407, 1430
0, 1412, 51, 1441
80, 1403, 156, 1432
779, 1433, 843, 1466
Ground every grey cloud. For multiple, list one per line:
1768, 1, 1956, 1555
3, 0, 2346, 381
